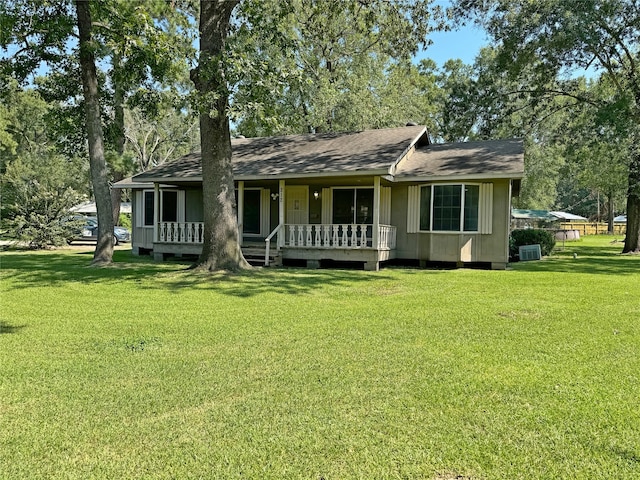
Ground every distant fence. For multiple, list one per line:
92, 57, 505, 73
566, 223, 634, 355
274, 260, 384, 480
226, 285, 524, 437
557, 222, 626, 236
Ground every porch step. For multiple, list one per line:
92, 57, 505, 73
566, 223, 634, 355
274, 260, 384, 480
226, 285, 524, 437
242, 246, 281, 267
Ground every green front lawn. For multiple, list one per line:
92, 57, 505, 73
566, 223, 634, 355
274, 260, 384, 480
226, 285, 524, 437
1, 237, 638, 479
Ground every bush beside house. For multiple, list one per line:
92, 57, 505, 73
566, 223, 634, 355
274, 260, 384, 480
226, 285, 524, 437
510, 229, 556, 260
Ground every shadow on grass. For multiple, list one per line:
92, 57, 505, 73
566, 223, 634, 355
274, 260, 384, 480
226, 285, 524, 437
2, 239, 636, 298
0, 249, 394, 297
0, 321, 26, 334
512, 241, 639, 275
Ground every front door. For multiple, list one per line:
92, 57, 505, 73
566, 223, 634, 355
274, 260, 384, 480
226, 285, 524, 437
243, 189, 261, 234
285, 186, 309, 224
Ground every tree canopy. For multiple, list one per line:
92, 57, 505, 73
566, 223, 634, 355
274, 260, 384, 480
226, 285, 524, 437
228, 0, 444, 136
452, 0, 640, 251
1, 0, 197, 260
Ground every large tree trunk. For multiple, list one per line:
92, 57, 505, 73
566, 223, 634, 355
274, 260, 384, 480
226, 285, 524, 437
191, 0, 249, 271
623, 146, 640, 253
76, 0, 114, 265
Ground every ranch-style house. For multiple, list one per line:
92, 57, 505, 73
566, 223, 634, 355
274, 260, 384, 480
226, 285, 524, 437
116, 125, 524, 270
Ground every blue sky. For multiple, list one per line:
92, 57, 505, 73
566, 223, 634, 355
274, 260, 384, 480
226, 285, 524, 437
414, 17, 599, 79
414, 22, 490, 67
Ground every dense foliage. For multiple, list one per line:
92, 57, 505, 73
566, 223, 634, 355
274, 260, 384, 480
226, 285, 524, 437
451, 0, 640, 251
0, 84, 88, 247
2, 153, 85, 248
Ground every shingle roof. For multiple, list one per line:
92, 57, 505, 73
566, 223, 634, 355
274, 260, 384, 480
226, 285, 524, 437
132, 129, 524, 184
395, 138, 524, 180
134, 126, 429, 182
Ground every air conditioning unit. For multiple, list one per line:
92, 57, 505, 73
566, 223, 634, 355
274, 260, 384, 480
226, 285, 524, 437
519, 244, 542, 261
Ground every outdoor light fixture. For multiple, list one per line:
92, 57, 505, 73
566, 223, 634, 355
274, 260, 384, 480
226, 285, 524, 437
313, 190, 320, 200
271, 193, 279, 201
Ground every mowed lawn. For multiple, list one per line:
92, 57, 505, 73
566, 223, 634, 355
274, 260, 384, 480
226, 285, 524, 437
1, 236, 638, 479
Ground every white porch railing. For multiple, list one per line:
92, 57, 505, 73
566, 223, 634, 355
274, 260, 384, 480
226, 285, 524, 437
158, 222, 204, 243
158, 221, 396, 257
284, 224, 396, 249
264, 224, 396, 266
378, 224, 397, 250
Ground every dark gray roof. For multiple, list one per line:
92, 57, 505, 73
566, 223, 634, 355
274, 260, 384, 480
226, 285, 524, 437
395, 138, 524, 180
135, 126, 429, 182
133, 129, 524, 184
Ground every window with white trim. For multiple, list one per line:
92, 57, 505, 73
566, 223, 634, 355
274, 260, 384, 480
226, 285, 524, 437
136, 190, 154, 228
419, 184, 481, 232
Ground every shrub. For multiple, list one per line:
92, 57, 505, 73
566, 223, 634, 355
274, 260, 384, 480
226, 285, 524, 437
118, 213, 132, 229
510, 229, 556, 259
1, 154, 84, 248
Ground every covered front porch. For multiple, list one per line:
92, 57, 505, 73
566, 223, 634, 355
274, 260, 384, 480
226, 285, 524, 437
149, 177, 397, 270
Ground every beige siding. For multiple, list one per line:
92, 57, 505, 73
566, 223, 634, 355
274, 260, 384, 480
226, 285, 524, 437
380, 186, 392, 225
131, 189, 154, 253
392, 179, 512, 265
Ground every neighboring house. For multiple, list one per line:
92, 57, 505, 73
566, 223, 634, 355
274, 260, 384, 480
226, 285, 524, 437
116, 125, 524, 270
71, 201, 132, 215
511, 209, 556, 230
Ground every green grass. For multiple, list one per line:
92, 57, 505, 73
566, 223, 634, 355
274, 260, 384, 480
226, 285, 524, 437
1, 236, 638, 479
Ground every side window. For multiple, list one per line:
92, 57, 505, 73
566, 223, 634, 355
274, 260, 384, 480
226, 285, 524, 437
418, 184, 481, 233
143, 191, 154, 226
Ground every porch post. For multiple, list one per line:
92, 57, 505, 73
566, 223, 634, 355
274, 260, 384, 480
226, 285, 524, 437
153, 183, 159, 242
278, 179, 285, 248
373, 176, 381, 248
238, 181, 244, 247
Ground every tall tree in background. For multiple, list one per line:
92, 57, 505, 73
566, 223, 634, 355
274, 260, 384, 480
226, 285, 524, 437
2, 0, 196, 261
229, 0, 443, 136
1, 82, 87, 248
97, 0, 195, 225
75, 0, 113, 264
429, 46, 629, 218
191, 0, 249, 271
124, 106, 199, 173
453, 0, 640, 253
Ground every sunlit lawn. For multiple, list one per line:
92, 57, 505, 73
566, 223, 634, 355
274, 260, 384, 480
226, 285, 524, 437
1, 236, 638, 479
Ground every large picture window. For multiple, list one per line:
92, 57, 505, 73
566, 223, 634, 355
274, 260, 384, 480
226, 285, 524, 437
419, 184, 480, 232
332, 188, 373, 224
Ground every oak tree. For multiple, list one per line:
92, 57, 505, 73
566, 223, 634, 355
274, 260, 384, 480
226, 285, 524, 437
453, 0, 640, 252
